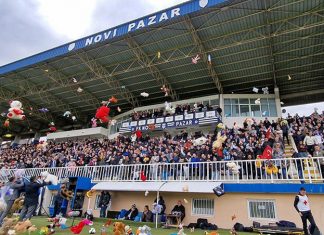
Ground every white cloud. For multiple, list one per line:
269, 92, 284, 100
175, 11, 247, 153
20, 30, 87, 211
35, 0, 97, 40
34, 0, 187, 40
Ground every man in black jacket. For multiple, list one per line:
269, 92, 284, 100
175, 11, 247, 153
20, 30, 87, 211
19, 176, 51, 221
99, 191, 111, 218
171, 200, 185, 221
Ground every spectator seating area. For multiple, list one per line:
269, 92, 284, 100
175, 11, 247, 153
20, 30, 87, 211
0, 111, 323, 183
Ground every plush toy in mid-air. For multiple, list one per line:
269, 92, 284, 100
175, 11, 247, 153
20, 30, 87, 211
164, 101, 175, 115
95, 97, 118, 123
48, 122, 57, 133
193, 136, 208, 146
226, 162, 241, 174
7, 100, 25, 120
60, 184, 74, 201
40, 171, 58, 185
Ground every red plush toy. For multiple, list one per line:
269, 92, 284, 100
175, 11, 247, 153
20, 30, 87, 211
95, 96, 118, 123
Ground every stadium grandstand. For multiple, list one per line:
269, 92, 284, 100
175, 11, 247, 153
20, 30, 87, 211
0, 0, 323, 233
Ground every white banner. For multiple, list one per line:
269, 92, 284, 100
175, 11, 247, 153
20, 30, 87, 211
195, 112, 205, 119
156, 118, 164, 123
165, 116, 174, 122
138, 120, 146, 126
147, 119, 155, 124
185, 114, 194, 120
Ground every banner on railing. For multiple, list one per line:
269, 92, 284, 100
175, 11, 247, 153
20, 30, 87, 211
119, 110, 220, 133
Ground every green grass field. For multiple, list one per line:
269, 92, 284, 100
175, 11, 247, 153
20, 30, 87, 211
18, 216, 255, 235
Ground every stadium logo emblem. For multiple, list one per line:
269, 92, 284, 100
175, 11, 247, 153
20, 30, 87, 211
68, 43, 76, 51
199, 0, 208, 8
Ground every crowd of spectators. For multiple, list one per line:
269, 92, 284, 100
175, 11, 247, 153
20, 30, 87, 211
0, 111, 323, 181
130, 102, 215, 121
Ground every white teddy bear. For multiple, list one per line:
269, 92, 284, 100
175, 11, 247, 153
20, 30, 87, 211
7, 100, 25, 120
165, 101, 175, 115
193, 136, 208, 146
226, 162, 241, 174
40, 171, 58, 185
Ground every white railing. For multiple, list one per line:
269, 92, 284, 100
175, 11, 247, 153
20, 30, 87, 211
1, 157, 323, 183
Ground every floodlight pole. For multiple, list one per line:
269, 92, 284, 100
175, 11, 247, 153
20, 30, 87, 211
156, 181, 167, 229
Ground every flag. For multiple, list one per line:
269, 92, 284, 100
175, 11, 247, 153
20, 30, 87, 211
140, 171, 147, 181
266, 128, 271, 139
135, 130, 142, 139
260, 145, 272, 160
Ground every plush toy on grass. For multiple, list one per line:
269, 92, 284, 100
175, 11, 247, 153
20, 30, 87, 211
0, 217, 18, 235
7, 100, 25, 120
70, 219, 92, 234
13, 219, 32, 233
113, 222, 125, 235
125, 225, 133, 235
89, 227, 96, 234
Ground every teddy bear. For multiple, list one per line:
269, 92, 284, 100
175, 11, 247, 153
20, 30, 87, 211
7, 100, 25, 120
13, 219, 32, 233
125, 225, 133, 235
164, 101, 175, 115
193, 136, 208, 146
226, 162, 241, 174
113, 222, 125, 235
10, 196, 24, 214
40, 171, 58, 185
0, 217, 18, 235
212, 123, 227, 150
95, 97, 118, 123
60, 184, 74, 201
27, 225, 37, 234
136, 225, 151, 235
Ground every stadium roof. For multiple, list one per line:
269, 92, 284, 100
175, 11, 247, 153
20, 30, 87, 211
0, 0, 324, 132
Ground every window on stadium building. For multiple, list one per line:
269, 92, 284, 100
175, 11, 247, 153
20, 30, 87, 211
224, 98, 277, 117
248, 199, 276, 220
94, 195, 101, 210
192, 199, 214, 216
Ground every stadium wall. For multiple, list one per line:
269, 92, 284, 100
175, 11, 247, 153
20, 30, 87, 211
82, 190, 324, 231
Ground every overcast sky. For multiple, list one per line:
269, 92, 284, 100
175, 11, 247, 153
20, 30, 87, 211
0, 0, 323, 116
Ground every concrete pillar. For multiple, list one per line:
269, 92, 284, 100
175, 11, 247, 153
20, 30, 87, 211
219, 93, 224, 120
274, 87, 282, 117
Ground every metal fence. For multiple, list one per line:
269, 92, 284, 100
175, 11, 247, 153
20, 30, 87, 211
1, 157, 323, 183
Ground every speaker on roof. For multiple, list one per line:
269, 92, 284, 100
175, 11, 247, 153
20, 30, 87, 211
213, 184, 225, 197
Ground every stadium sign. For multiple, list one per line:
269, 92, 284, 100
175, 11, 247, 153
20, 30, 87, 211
0, 0, 231, 74
119, 110, 221, 133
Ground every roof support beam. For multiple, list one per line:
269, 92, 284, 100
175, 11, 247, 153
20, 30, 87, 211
185, 16, 223, 94
38, 64, 100, 110
11, 73, 86, 122
281, 88, 324, 99
125, 36, 179, 101
264, 2, 278, 88
77, 52, 140, 108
